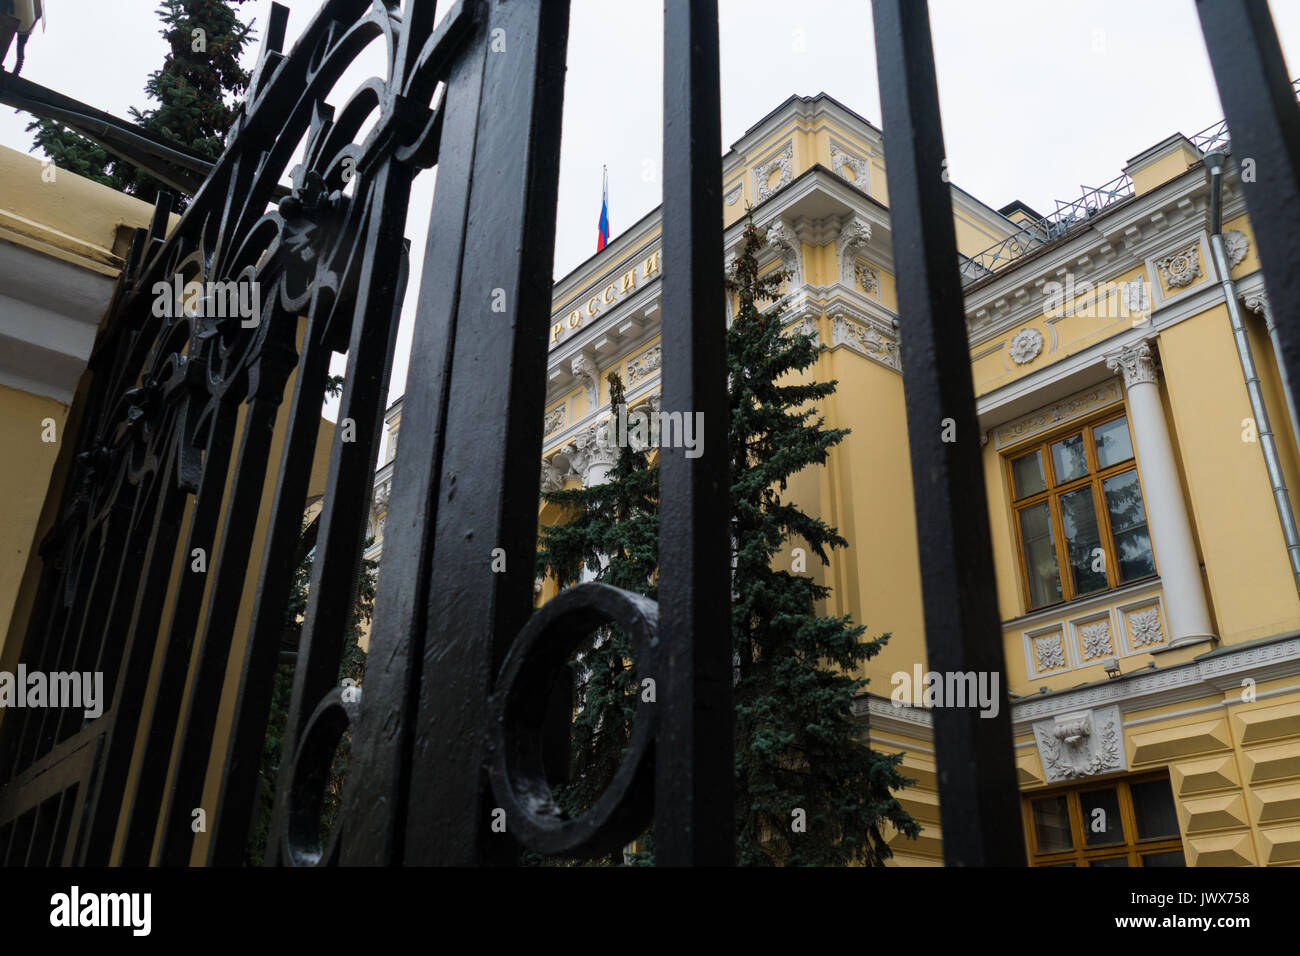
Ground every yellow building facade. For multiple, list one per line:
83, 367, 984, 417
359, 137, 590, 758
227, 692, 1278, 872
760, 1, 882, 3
368, 93, 1300, 867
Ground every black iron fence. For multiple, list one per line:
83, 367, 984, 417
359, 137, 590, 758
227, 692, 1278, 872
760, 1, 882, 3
0, 0, 1296, 867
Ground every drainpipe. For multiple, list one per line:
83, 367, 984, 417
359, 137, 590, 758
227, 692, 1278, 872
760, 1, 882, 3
1203, 150, 1300, 594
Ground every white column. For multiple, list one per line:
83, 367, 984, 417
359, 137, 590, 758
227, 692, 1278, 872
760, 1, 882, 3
1105, 341, 1215, 645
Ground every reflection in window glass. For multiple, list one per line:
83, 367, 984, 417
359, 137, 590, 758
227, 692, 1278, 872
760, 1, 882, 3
1024, 775, 1184, 866
1094, 417, 1134, 468
1019, 502, 1062, 608
1132, 778, 1180, 839
1051, 433, 1089, 483
1103, 471, 1156, 581
1059, 488, 1107, 595
1012, 450, 1046, 498
1032, 795, 1073, 852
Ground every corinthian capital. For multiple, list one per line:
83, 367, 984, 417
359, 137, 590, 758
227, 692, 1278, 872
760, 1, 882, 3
1105, 341, 1158, 389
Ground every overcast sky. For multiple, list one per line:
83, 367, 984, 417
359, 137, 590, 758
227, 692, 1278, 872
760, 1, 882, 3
5, 0, 1299, 411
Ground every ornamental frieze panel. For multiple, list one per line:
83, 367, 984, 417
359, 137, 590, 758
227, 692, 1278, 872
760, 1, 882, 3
1012, 636, 1300, 724
992, 379, 1123, 449
1120, 601, 1168, 653
830, 313, 899, 371
1077, 617, 1115, 662
753, 140, 793, 201
784, 316, 820, 346
627, 345, 662, 385
543, 405, 566, 437
853, 260, 880, 296
1025, 627, 1070, 678
1154, 242, 1205, 292
541, 392, 661, 491
829, 138, 870, 189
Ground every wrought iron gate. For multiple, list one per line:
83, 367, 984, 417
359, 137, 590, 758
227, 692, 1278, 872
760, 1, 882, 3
1, 0, 1297, 867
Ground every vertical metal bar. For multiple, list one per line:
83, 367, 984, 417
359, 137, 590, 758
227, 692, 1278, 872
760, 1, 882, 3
264, 165, 411, 867
338, 17, 489, 868
196, 338, 331, 866
657, 0, 733, 867
871, 0, 1024, 866
1196, 0, 1300, 421
398, 0, 569, 866
139, 379, 295, 865
116, 399, 241, 863
75, 451, 189, 864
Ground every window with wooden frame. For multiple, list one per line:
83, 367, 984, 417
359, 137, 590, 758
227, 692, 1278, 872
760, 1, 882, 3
1006, 411, 1156, 611
1024, 773, 1185, 867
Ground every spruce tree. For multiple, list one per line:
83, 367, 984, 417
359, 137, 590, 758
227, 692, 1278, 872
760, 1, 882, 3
29, 0, 254, 205
536, 372, 658, 863
726, 209, 918, 865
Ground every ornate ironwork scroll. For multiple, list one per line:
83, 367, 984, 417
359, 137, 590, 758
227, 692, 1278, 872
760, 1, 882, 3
0, 0, 487, 866
0, 0, 746, 869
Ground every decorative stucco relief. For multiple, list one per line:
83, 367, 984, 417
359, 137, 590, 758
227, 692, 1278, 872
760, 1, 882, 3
1155, 243, 1203, 290
753, 141, 793, 201
1033, 705, 1127, 782
831, 314, 899, 371
1008, 327, 1044, 365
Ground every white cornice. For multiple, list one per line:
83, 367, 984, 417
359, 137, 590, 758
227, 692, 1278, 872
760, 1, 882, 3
1010, 633, 1300, 732
851, 633, 1300, 741
963, 165, 1248, 348
0, 240, 117, 404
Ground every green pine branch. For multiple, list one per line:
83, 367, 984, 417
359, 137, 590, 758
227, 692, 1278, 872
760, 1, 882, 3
30, 1, 255, 207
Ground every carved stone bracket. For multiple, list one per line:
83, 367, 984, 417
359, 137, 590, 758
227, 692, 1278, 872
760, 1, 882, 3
571, 352, 599, 407
836, 216, 873, 287
762, 218, 801, 285
1033, 704, 1126, 782
1243, 288, 1271, 327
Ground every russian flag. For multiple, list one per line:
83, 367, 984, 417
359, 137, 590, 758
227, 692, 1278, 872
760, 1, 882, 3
597, 166, 610, 251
